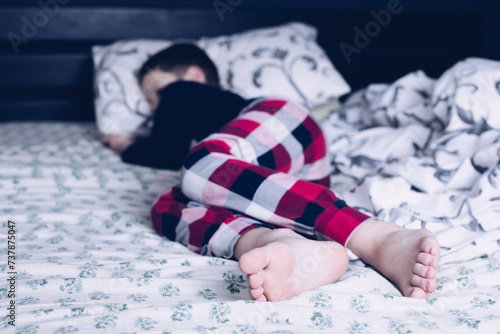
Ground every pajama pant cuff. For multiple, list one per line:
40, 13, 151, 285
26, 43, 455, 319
315, 204, 371, 246
208, 217, 271, 259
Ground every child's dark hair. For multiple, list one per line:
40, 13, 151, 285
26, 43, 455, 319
138, 43, 220, 87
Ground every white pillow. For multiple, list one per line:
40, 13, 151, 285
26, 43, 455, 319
92, 22, 350, 137
93, 39, 172, 137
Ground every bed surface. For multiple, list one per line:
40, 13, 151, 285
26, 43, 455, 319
1, 2, 500, 333
1, 120, 499, 333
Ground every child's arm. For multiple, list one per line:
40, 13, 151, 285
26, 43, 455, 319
101, 135, 135, 153
120, 81, 248, 170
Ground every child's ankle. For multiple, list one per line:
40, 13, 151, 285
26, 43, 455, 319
233, 228, 300, 259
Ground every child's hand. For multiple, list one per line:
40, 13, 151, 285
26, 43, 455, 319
101, 135, 135, 153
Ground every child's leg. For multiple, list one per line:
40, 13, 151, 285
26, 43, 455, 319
181, 98, 369, 245
151, 185, 267, 258
152, 186, 349, 302
179, 98, 439, 299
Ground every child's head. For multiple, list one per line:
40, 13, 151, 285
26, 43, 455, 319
138, 43, 220, 112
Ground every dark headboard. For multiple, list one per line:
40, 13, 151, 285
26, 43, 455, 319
0, 1, 496, 122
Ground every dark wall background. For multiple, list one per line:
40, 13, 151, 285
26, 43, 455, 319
0, 0, 499, 121
3, 0, 499, 67
2, 0, 499, 59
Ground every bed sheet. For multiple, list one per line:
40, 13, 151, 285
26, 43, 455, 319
1, 65, 499, 333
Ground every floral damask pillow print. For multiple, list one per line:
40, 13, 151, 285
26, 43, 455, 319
92, 39, 173, 137
92, 22, 350, 137
199, 22, 351, 109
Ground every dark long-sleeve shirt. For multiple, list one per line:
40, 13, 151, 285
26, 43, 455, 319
121, 81, 251, 169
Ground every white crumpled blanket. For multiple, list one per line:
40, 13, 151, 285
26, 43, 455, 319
324, 58, 500, 247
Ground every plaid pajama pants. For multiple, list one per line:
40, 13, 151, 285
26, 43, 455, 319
151, 98, 370, 258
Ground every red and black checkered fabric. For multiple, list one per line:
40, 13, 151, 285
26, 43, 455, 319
152, 98, 370, 258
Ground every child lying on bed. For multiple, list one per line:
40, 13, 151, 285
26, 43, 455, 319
101, 43, 440, 302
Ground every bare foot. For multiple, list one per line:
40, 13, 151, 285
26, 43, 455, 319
234, 228, 348, 302
347, 220, 440, 298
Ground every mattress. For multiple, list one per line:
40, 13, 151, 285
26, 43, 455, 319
1, 118, 499, 333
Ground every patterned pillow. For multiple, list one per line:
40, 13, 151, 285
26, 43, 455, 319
92, 22, 350, 137
92, 39, 172, 137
